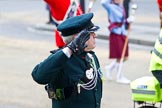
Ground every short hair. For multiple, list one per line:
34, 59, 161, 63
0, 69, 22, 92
62, 35, 73, 44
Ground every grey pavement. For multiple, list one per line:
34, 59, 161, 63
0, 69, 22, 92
34, 18, 160, 46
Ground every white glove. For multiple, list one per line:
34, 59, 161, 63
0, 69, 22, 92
127, 16, 134, 23
131, 4, 138, 10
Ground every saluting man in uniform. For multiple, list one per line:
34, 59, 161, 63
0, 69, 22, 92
32, 13, 102, 108
44, 0, 83, 48
150, 0, 162, 88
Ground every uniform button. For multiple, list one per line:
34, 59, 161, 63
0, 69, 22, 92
95, 88, 97, 91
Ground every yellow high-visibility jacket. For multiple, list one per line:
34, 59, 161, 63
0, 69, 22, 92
150, 29, 162, 71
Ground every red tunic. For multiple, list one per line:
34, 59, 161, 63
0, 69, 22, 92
157, 0, 162, 12
44, 0, 83, 48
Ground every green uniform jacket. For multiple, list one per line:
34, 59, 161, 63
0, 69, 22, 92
32, 50, 102, 108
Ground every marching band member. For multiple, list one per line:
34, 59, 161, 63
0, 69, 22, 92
44, 0, 83, 48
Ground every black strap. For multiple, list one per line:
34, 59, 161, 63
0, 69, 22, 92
153, 48, 162, 59
45, 84, 78, 100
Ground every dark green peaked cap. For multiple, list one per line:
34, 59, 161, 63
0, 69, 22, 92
57, 13, 99, 37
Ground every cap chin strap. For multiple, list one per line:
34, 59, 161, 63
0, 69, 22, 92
88, 26, 100, 32
86, 22, 94, 30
